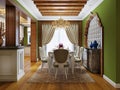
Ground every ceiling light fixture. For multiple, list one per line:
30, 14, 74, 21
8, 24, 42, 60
52, 17, 70, 28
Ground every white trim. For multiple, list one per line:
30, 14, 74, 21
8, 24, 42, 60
103, 75, 120, 88
79, 0, 103, 20
17, 0, 42, 19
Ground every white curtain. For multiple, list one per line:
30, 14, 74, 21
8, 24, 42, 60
42, 24, 55, 45
65, 24, 78, 45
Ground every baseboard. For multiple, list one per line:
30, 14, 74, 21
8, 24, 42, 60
17, 71, 25, 81
103, 75, 120, 88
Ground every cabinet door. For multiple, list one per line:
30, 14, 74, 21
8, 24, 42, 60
88, 50, 93, 71
93, 50, 100, 73
88, 49, 100, 73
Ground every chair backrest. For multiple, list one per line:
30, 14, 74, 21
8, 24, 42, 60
39, 46, 47, 58
82, 48, 87, 60
54, 49, 69, 63
74, 45, 80, 57
79, 47, 84, 60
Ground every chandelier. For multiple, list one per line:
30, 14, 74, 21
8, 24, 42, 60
52, 18, 70, 28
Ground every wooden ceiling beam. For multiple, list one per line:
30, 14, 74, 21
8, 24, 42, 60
40, 10, 80, 12
34, 2, 85, 6
41, 12, 78, 16
36, 5, 84, 7
42, 12, 79, 14
33, 0, 87, 2
38, 8, 82, 10
38, 7, 82, 9
41, 12, 80, 14
33, 1, 87, 3
33, 0, 87, 16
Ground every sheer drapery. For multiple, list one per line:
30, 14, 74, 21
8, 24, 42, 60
65, 24, 78, 45
41, 23, 78, 56
42, 24, 55, 45
42, 23, 78, 46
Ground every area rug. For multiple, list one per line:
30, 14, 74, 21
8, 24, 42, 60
28, 67, 95, 83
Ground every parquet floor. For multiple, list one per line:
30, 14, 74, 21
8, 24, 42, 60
0, 56, 119, 90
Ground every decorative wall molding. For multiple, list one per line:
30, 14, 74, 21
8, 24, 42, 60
103, 75, 120, 88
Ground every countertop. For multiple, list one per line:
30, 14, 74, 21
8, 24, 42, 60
0, 46, 24, 50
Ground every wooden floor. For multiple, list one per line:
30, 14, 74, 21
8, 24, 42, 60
0, 56, 119, 90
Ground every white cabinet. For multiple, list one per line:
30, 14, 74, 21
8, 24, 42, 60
0, 48, 25, 81
17, 49, 25, 80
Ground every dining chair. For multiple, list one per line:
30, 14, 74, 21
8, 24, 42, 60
74, 47, 84, 72
74, 45, 80, 58
53, 49, 69, 79
39, 46, 50, 72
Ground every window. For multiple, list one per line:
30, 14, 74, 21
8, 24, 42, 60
27, 27, 31, 45
46, 28, 74, 55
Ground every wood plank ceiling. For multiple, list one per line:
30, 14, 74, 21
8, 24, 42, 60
33, 0, 87, 16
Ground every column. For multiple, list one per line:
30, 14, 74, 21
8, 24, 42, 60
31, 21, 37, 62
6, 5, 20, 46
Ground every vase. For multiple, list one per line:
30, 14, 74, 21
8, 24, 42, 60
90, 42, 93, 49
93, 40, 98, 49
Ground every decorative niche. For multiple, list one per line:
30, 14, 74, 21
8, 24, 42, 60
84, 12, 103, 49
84, 12, 104, 75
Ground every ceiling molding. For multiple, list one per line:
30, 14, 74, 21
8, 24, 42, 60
79, 0, 103, 19
8, 0, 37, 20
16, 0, 103, 20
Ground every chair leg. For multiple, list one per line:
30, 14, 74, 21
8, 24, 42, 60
72, 65, 74, 74
47, 66, 50, 73
47, 60, 51, 73
55, 68, 58, 79
40, 62, 44, 71
80, 64, 84, 73
74, 62, 83, 72
47, 62, 50, 73
65, 68, 68, 79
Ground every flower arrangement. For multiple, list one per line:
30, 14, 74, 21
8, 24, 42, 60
59, 43, 63, 49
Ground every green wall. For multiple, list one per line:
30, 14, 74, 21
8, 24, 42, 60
116, 0, 120, 83
82, 0, 118, 83
24, 27, 28, 46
